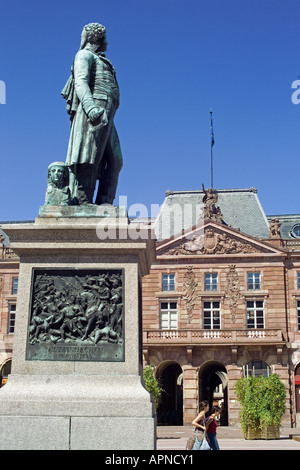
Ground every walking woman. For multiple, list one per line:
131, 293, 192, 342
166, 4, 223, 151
192, 400, 209, 433
206, 406, 221, 450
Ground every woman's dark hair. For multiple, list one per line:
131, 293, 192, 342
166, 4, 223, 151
199, 400, 209, 411
211, 405, 221, 413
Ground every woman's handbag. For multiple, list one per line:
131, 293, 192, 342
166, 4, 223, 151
199, 434, 211, 450
192, 432, 211, 451
185, 435, 196, 450
192, 433, 202, 450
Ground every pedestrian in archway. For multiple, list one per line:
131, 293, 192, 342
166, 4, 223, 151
192, 400, 209, 432
190, 400, 210, 450
206, 406, 221, 450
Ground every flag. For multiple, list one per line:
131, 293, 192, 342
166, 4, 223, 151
210, 110, 215, 147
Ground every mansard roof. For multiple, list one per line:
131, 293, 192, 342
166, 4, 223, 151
154, 187, 270, 241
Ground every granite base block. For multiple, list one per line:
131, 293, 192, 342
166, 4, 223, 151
70, 417, 156, 450
0, 374, 154, 418
0, 416, 70, 450
0, 415, 156, 450
0, 218, 156, 450
0, 375, 156, 450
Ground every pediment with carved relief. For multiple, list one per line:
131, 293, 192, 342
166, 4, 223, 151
157, 222, 286, 257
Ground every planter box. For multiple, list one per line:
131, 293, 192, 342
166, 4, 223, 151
260, 425, 280, 440
246, 428, 262, 440
245, 425, 280, 440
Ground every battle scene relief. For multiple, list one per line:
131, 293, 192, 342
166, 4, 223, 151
26, 269, 124, 361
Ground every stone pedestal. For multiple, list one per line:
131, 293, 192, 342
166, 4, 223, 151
0, 215, 156, 450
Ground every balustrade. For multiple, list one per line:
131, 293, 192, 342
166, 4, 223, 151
144, 328, 283, 344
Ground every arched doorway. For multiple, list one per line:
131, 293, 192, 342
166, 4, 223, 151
0, 359, 11, 388
156, 361, 183, 426
198, 361, 228, 426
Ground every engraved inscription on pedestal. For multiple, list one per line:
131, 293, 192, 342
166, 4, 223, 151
26, 268, 124, 362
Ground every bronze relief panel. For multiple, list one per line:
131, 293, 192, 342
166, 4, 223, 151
26, 268, 124, 362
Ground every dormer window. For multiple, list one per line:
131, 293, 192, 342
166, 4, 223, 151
291, 224, 300, 238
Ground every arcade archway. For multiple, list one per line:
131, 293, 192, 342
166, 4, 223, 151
0, 359, 11, 388
198, 361, 228, 425
156, 361, 183, 426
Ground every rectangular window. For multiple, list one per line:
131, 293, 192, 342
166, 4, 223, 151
297, 273, 300, 290
160, 301, 178, 329
297, 301, 300, 331
204, 273, 218, 291
203, 301, 220, 329
247, 272, 261, 290
8, 304, 16, 334
12, 277, 18, 295
246, 300, 264, 328
162, 274, 175, 292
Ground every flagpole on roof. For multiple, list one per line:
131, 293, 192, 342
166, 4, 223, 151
210, 109, 215, 188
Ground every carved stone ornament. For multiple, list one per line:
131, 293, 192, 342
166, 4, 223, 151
0, 236, 5, 259
225, 265, 241, 323
202, 185, 223, 222
182, 265, 200, 323
26, 268, 124, 362
269, 218, 282, 239
162, 227, 262, 256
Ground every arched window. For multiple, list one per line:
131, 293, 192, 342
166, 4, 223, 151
243, 360, 271, 378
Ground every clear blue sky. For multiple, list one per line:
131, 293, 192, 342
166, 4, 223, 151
0, 0, 299, 221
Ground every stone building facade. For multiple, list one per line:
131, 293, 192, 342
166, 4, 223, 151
142, 188, 300, 426
1, 188, 300, 428
0, 235, 19, 387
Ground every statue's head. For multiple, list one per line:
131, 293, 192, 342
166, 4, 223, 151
47, 162, 69, 188
80, 23, 107, 51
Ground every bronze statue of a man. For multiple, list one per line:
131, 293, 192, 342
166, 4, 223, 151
62, 23, 123, 205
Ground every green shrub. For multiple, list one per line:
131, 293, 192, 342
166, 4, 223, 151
234, 374, 286, 434
143, 365, 163, 410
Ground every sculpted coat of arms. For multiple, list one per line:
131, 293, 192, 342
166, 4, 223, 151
162, 227, 260, 256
